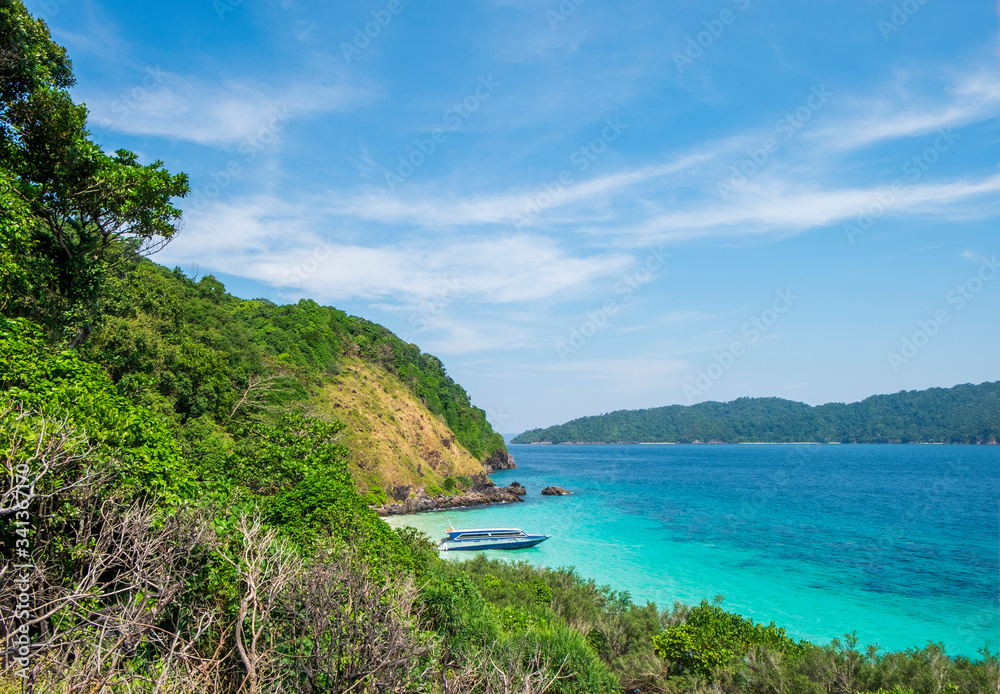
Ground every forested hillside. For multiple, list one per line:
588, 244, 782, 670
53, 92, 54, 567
513, 384, 1000, 444
2, 3, 998, 692
86, 261, 506, 465
82, 261, 504, 493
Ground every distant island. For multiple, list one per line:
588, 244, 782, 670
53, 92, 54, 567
512, 382, 1000, 444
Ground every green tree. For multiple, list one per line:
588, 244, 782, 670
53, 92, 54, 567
0, 0, 188, 342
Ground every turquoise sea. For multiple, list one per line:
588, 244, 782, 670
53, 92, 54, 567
387, 444, 999, 657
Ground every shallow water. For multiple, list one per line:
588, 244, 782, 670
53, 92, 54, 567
387, 443, 999, 656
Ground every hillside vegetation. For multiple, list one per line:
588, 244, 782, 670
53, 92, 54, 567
1, 3, 998, 692
86, 261, 507, 470
513, 384, 1000, 444
82, 260, 501, 495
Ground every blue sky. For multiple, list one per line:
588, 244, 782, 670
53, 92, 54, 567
30, 0, 1000, 434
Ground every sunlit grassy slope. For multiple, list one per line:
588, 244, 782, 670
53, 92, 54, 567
313, 357, 486, 495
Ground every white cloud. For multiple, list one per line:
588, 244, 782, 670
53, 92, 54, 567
629, 173, 1000, 245
282, 235, 632, 304
85, 73, 377, 148
331, 151, 721, 229
311, 68, 1000, 246
323, 160, 1000, 254
155, 58, 1000, 325
807, 69, 1000, 152
411, 318, 536, 355
158, 196, 634, 306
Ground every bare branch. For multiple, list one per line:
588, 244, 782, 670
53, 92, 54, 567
228, 374, 286, 421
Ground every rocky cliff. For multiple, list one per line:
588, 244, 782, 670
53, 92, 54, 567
483, 447, 517, 473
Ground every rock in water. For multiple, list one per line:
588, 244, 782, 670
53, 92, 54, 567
483, 448, 517, 473
541, 486, 570, 496
508, 482, 526, 496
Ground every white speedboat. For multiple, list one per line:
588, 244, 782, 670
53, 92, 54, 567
438, 527, 550, 551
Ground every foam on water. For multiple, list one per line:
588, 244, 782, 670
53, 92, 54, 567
387, 444, 999, 656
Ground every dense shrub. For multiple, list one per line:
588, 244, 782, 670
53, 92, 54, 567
0, 317, 193, 503
652, 598, 804, 679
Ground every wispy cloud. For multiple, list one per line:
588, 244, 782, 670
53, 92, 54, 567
807, 70, 1000, 152
84, 73, 378, 147
149, 57, 1000, 364
159, 196, 634, 305
629, 173, 1000, 245
318, 66, 1000, 250
331, 151, 718, 228
409, 315, 537, 355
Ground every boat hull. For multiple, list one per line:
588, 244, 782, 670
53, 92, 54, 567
439, 535, 549, 551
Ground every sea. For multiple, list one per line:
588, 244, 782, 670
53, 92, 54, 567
386, 443, 999, 657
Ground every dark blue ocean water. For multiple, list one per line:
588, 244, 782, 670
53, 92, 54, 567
389, 444, 999, 656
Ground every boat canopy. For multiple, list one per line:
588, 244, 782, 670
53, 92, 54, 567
446, 528, 527, 540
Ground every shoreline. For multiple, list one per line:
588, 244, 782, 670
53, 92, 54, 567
373, 482, 526, 517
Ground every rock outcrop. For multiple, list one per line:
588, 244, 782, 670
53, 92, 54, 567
483, 448, 517, 473
541, 486, 570, 496
374, 481, 526, 516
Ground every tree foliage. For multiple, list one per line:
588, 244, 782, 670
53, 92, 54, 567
0, 317, 193, 503
0, 0, 188, 339
652, 599, 804, 680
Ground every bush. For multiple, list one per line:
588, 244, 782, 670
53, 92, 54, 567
363, 484, 387, 506
653, 599, 804, 680
0, 317, 194, 504
528, 621, 620, 694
